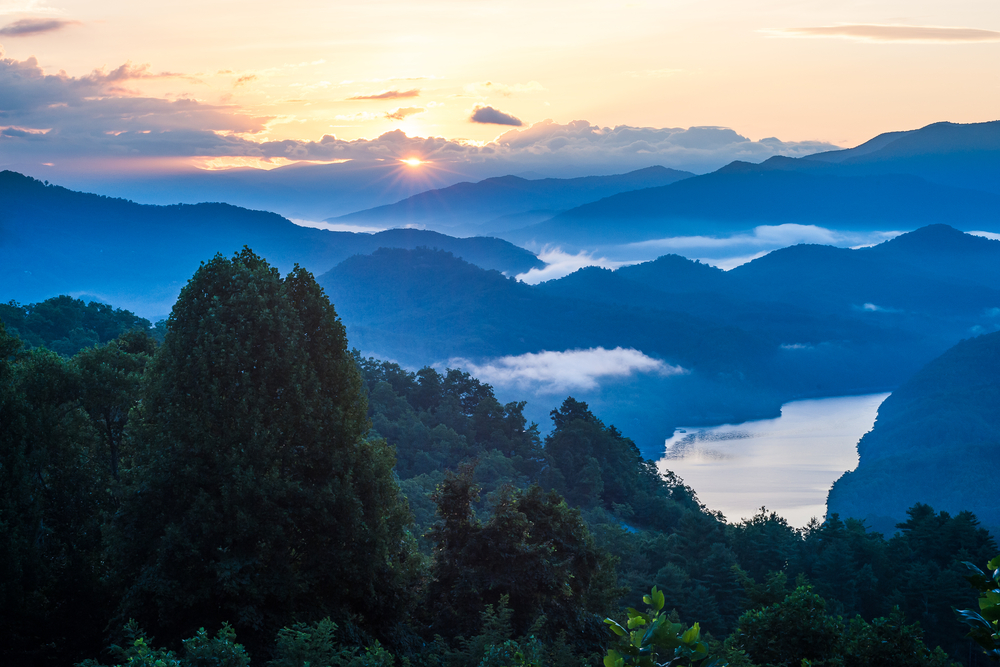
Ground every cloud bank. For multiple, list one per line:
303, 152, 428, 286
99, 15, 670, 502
769, 24, 1000, 43
0, 52, 839, 176
450, 347, 685, 394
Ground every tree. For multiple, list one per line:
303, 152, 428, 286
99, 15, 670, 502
0, 323, 111, 664
424, 469, 620, 654
108, 249, 414, 655
73, 329, 156, 481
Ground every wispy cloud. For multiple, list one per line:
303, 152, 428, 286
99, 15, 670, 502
0, 17, 78, 36
450, 347, 685, 394
385, 106, 424, 121
516, 247, 626, 284
346, 88, 420, 100
615, 225, 903, 269
470, 105, 522, 126
0, 1, 63, 16
766, 24, 1000, 43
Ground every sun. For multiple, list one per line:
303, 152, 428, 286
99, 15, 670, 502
401, 158, 423, 167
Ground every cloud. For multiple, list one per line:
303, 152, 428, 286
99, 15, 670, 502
384, 106, 424, 121
516, 247, 627, 284
450, 347, 686, 394
858, 303, 902, 313
0, 1, 62, 16
619, 225, 902, 268
0, 53, 842, 176
767, 24, 1000, 43
0, 18, 78, 35
471, 105, 523, 126
234, 74, 257, 87
346, 88, 420, 100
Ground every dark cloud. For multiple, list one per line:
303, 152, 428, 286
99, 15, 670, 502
346, 88, 420, 100
0, 18, 80, 37
470, 105, 523, 126
771, 24, 1000, 43
385, 106, 424, 121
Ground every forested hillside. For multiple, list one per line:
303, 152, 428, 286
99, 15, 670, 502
319, 227, 1000, 451
2, 254, 996, 666
828, 330, 1000, 532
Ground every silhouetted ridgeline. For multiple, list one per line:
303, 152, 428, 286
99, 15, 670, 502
0, 170, 540, 316
331, 165, 693, 235
505, 120, 1000, 246
828, 329, 1000, 533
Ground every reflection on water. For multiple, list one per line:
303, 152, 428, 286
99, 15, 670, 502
657, 393, 888, 528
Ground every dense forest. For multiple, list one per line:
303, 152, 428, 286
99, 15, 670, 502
1, 253, 996, 667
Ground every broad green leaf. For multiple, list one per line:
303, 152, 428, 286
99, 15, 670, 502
681, 623, 701, 644
605, 619, 628, 637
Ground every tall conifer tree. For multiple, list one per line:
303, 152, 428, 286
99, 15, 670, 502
109, 249, 412, 653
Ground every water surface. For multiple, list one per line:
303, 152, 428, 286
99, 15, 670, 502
657, 393, 888, 527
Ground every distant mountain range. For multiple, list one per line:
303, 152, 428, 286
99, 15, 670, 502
317, 224, 1000, 451
502, 121, 1000, 247
827, 329, 1000, 533
329, 166, 693, 235
0, 171, 540, 317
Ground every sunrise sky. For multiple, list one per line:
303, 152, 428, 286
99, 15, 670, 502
1, 0, 998, 176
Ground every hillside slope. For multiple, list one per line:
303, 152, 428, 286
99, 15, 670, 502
827, 330, 1000, 531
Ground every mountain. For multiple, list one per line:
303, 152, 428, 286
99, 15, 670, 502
317, 247, 766, 369
0, 171, 540, 317
500, 120, 1000, 248
827, 329, 1000, 533
534, 225, 1000, 399
32, 159, 476, 221
329, 166, 693, 235
315, 226, 1000, 451
804, 120, 1000, 195
505, 169, 1000, 246
317, 247, 784, 451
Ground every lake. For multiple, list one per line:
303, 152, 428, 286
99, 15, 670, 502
656, 393, 889, 528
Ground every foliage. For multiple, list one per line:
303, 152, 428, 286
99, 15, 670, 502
603, 586, 727, 667
958, 554, 1000, 661
424, 470, 620, 658
269, 618, 394, 667
107, 249, 414, 655
0, 322, 112, 664
355, 354, 543, 480
0, 295, 152, 356
726, 586, 957, 667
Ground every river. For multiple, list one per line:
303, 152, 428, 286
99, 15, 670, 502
656, 393, 888, 528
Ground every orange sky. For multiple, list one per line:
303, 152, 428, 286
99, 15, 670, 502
1, 0, 998, 169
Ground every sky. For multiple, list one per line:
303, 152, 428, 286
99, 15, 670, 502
1, 0, 998, 179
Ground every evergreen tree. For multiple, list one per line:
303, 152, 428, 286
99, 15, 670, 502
108, 249, 414, 655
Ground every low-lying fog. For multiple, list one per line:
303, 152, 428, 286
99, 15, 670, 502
516, 225, 904, 283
